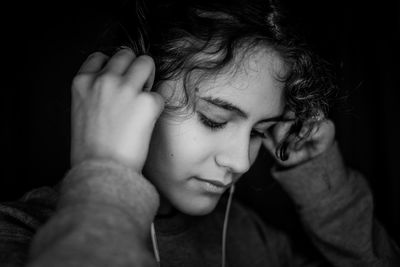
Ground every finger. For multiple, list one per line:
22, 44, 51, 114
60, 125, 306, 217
294, 134, 309, 151
262, 121, 293, 161
311, 119, 336, 149
272, 110, 296, 143
271, 119, 294, 145
123, 55, 156, 93
294, 116, 331, 150
293, 121, 318, 150
279, 148, 313, 167
272, 114, 299, 161
77, 52, 109, 74
262, 112, 295, 158
103, 48, 136, 75
143, 61, 156, 92
148, 92, 166, 114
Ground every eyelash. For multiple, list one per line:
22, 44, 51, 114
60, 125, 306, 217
198, 112, 227, 130
197, 112, 268, 139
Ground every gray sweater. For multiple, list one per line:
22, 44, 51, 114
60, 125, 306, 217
1, 143, 399, 266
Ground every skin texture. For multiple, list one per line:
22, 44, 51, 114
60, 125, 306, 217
143, 49, 286, 215
70, 49, 164, 172
71, 47, 335, 217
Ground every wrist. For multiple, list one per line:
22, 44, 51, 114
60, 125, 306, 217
271, 141, 347, 208
62, 159, 160, 227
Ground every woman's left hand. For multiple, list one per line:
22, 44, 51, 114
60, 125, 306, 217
262, 112, 336, 168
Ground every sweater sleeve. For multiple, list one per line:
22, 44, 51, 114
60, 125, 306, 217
26, 159, 160, 267
271, 142, 400, 267
0, 187, 58, 266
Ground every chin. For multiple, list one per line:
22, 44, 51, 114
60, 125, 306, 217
174, 195, 220, 216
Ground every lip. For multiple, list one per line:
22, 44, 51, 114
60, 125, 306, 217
193, 177, 232, 194
195, 177, 232, 188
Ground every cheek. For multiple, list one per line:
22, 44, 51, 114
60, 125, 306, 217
150, 117, 211, 172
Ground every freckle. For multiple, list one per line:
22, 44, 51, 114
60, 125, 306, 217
170, 153, 174, 157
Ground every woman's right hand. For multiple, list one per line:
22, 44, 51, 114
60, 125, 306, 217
70, 48, 164, 173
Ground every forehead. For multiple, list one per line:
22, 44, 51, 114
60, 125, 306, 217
197, 49, 286, 119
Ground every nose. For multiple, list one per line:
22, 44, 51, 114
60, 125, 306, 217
215, 131, 251, 174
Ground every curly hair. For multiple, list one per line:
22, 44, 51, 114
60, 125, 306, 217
98, 0, 337, 157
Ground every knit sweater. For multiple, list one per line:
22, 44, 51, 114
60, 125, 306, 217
0, 143, 399, 266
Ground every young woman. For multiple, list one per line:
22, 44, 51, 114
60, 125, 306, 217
1, 0, 399, 266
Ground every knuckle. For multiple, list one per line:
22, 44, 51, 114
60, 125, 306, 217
115, 47, 135, 56
110, 48, 135, 62
72, 73, 90, 87
152, 93, 165, 109
88, 51, 107, 60
94, 73, 120, 89
137, 93, 154, 104
72, 74, 91, 93
138, 93, 163, 110
136, 55, 155, 70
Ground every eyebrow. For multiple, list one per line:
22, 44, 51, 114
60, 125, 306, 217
200, 96, 287, 123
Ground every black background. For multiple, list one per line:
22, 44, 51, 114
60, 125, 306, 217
2, 0, 400, 246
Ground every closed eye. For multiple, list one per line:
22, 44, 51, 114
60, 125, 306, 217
198, 111, 276, 139
197, 112, 227, 130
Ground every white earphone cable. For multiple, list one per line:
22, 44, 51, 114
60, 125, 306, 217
151, 184, 235, 267
222, 185, 235, 267
151, 222, 161, 266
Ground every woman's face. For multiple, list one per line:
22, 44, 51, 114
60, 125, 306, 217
143, 49, 286, 215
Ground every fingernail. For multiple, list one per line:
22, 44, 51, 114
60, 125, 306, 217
276, 142, 289, 161
298, 127, 308, 138
294, 138, 304, 150
116, 46, 132, 52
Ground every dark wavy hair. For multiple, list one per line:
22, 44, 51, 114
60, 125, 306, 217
97, 0, 337, 158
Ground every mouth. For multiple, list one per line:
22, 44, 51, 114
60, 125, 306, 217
193, 177, 232, 194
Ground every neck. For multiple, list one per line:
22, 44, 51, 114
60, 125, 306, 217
157, 195, 174, 216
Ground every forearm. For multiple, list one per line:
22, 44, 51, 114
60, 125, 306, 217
27, 160, 160, 267
272, 143, 400, 266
